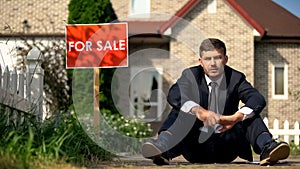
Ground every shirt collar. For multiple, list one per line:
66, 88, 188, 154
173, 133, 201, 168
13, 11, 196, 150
205, 73, 224, 86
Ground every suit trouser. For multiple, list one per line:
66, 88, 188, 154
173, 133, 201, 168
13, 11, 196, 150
158, 109, 271, 163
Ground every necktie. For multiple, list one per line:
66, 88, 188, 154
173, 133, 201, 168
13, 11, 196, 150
210, 82, 223, 132
209, 82, 218, 113
199, 82, 221, 143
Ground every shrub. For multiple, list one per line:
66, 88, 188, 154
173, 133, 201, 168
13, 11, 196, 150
0, 107, 114, 169
289, 142, 300, 156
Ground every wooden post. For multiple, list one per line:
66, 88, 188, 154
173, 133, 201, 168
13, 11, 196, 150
93, 68, 100, 129
27, 47, 44, 121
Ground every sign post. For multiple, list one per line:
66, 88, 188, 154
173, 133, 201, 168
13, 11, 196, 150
93, 68, 100, 128
66, 23, 128, 130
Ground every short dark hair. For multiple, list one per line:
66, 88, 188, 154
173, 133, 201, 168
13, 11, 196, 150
199, 38, 226, 57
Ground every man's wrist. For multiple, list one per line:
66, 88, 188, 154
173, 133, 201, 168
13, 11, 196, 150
234, 112, 244, 122
191, 106, 199, 115
191, 106, 204, 115
181, 101, 199, 113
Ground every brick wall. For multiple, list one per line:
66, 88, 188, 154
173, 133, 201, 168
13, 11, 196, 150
255, 42, 300, 128
169, 0, 255, 83
110, 0, 189, 20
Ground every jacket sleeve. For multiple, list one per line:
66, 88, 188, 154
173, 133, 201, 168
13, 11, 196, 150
167, 68, 200, 111
238, 75, 266, 114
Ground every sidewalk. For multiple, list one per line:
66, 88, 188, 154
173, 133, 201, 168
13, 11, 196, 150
90, 155, 300, 169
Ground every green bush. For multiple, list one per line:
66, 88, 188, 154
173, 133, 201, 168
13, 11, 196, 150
68, 0, 117, 24
289, 142, 300, 156
96, 103, 152, 155
102, 112, 153, 138
51, 110, 115, 164
0, 107, 113, 169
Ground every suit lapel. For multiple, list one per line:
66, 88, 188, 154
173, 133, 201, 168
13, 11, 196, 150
198, 66, 209, 109
223, 66, 233, 114
218, 75, 227, 115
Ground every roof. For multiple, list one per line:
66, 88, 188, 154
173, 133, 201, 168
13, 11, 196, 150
2, 0, 299, 40
0, 0, 69, 36
159, 0, 202, 33
123, 0, 202, 37
228, 0, 300, 40
127, 0, 300, 40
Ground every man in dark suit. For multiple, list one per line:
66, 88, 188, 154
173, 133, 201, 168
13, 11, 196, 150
142, 38, 290, 166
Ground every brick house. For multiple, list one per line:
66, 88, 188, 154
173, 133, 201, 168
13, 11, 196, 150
0, 0, 69, 68
1, 0, 299, 132
110, 0, 300, 131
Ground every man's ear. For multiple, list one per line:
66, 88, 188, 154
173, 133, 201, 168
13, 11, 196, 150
198, 58, 204, 67
224, 55, 228, 64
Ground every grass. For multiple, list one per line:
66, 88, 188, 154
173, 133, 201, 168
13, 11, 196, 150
0, 107, 114, 169
1, 103, 299, 169
290, 142, 300, 156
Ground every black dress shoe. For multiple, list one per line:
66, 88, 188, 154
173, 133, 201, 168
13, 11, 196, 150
260, 141, 290, 166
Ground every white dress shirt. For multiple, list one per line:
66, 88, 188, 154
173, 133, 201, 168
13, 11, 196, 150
180, 73, 255, 120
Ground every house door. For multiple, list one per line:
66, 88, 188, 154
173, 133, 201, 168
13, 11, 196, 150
130, 67, 163, 122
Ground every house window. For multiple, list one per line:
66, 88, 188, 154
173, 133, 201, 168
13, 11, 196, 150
130, 0, 150, 17
272, 64, 288, 99
130, 67, 163, 122
208, 0, 217, 13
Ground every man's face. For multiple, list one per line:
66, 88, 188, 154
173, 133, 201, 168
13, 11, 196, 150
199, 50, 228, 81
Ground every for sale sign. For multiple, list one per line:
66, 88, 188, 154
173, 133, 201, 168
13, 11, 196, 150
66, 23, 128, 68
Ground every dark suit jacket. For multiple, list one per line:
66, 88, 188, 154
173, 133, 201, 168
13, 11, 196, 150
161, 65, 266, 131
159, 65, 266, 162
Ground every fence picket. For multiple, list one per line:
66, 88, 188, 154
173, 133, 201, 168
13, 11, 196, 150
283, 120, 289, 143
11, 68, 17, 93
3, 66, 9, 90
295, 121, 300, 145
264, 118, 300, 145
18, 72, 25, 97
0, 48, 44, 125
26, 71, 31, 101
273, 119, 279, 139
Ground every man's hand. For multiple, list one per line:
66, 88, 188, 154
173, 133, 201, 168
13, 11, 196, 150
191, 106, 220, 126
218, 112, 244, 133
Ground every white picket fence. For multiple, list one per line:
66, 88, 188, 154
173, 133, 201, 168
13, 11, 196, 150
263, 117, 300, 145
0, 47, 44, 122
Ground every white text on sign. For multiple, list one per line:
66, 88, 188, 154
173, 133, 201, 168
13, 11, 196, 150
68, 40, 126, 52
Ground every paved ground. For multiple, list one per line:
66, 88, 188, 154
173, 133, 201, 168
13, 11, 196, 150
90, 155, 300, 169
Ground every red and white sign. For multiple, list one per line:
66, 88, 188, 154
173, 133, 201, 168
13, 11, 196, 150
66, 23, 128, 68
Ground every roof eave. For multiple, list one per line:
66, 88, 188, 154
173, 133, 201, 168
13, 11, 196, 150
0, 33, 65, 38
226, 0, 266, 37
159, 0, 202, 34
260, 36, 300, 43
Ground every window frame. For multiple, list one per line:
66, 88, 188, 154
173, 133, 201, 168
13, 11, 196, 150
272, 63, 288, 99
208, 0, 217, 13
129, 67, 163, 122
129, 0, 151, 18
